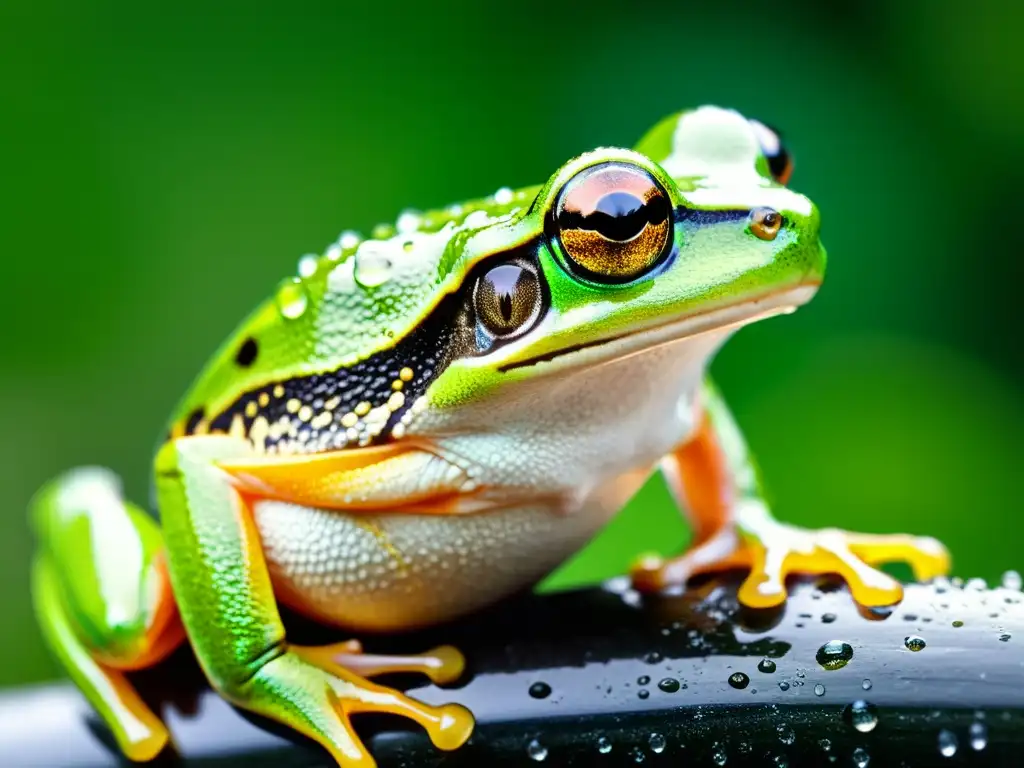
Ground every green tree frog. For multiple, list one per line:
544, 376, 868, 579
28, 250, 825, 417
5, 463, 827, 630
29, 105, 950, 767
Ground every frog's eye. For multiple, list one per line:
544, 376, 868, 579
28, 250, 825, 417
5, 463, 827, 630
551, 162, 672, 284
474, 263, 543, 339
749, 119, 793, 185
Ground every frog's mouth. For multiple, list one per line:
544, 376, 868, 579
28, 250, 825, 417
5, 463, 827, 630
497, 284, 819, 373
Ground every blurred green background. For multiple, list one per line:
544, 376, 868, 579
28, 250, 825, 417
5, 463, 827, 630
2, 0, 1021, 688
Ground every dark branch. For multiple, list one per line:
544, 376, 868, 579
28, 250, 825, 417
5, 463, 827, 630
3, 576, 1023, 766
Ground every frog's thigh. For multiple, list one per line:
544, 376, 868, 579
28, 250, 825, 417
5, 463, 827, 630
30, 468, 183, 762
156, 437, 472, 766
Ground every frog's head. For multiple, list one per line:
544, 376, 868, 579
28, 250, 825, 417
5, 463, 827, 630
171, 106, 824, 453
423, 105, 825, 411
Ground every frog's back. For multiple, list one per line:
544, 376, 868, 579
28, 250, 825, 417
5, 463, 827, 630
167, 186, 542, 455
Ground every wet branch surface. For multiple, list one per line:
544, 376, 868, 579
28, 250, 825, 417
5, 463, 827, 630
3, 576, 1023, 767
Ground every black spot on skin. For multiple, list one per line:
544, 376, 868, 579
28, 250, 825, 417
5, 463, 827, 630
235, 337, 259, 367
185, 407, 205, 433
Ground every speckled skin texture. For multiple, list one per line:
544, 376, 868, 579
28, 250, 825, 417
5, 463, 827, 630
258, 328, 730, 630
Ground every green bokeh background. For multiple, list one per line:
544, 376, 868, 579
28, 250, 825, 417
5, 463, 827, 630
2, 1, 1022, 688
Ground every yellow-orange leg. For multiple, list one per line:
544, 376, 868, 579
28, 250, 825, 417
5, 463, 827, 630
632, 381, 950, 609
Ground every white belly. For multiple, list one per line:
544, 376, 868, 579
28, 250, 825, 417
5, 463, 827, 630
255, 328, 730, 632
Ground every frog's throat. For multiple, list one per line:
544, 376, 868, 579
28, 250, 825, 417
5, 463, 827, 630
499, 283, 819, 374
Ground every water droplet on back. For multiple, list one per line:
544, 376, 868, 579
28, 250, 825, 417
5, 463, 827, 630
938, 728, 958, 757
904, 635, 927, 652
844, 700, 879, 732
396, 209, 423, 234
297, 253, 319, 278
276, 279, 309, 319
527, 738, 548, 761
816, 640, 854, 670
353, 243, 393, 288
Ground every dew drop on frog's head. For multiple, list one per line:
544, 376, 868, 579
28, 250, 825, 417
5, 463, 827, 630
816, 640, 854, 670
938, 729, 958, 757
276, 279, 309, 320
1002, 570, 1023, 590
904, 635, 927, 652
527, 738, 548, 761
843, 700, 879, 732
728, 672, 750, 689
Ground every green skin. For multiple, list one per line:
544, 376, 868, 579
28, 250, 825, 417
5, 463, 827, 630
29, 106, 948, 767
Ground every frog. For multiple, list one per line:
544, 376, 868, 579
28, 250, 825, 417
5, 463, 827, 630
29, 105, 950, 767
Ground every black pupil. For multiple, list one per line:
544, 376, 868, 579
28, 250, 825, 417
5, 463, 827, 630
766, 148, 790, 181
560, 189, 668, 242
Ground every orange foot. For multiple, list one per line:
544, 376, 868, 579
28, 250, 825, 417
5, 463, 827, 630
632, 502, 950, 609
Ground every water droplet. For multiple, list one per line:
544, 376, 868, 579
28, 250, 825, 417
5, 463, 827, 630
796, 670, 806, 678
968, 721, 987, 751
276, 279, 308, 319
649, 733, 666, 754
776, 725, 795, 745
966, 577, 987, 591
844, 700, 879, 733
637, 689, 650, 700
658, 677, 680, 693
643, 651, 663, 664
353, 244, 394, 288
297, 253, 319, 278
938, 729, 958, 757
630, 746, 645, 763
818, 737, 831, 752
637, 675, 651, 686
339, 230, 361, 250
862, 679, 873, 690
396, 209, 423, 234
527, 738, 548, 761
952, 620, 964, 628
852, 746, 870, 767
999, 633, 1012, 642
1002, 570, 1022, 590
816, 640, 854, 670
596, 736, 613, 754
821, 612, 837, 623
728, 672, 750, 689
774, 755, 788, 768
529, 682, 551, 699
758, 658, 777, 674
494, 187, 514, 205
778, 681, 791, 691
711, 742, 727, 765
904, 635, 927, 652
813, 683, 826, 696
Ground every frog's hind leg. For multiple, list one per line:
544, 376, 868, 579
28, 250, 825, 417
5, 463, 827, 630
30, 467, 184, 762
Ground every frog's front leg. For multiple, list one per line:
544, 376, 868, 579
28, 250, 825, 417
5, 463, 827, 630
156, 435, 472, 768
632, 379, 951, 608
